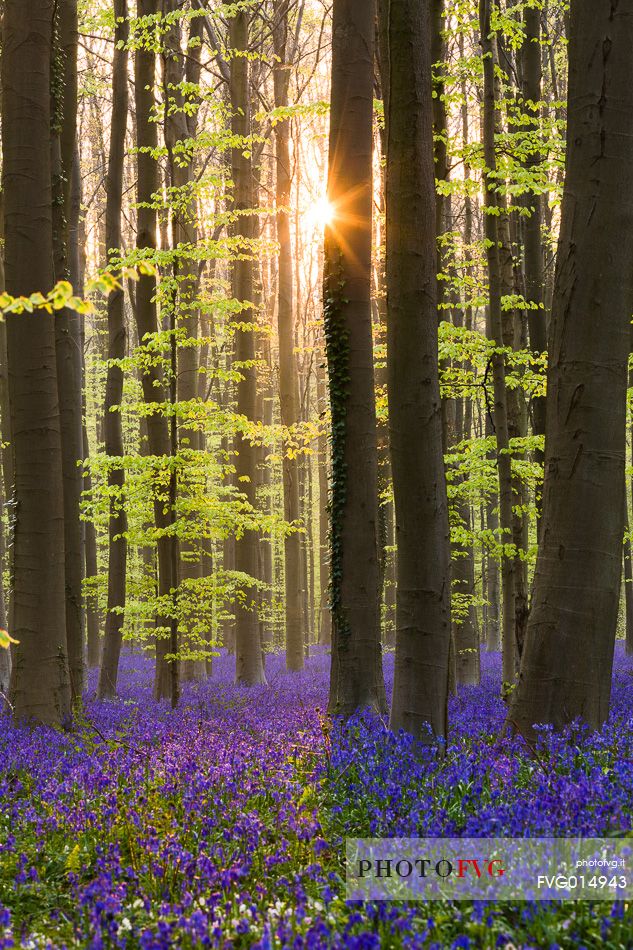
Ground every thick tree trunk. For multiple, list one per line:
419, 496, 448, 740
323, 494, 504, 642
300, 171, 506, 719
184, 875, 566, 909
380, 0, 451, 740
325, 0, 385, 716
480, 0, 515, 687
230, 10, 267, 686
3, 0, 71, 724
98, 0, 129, 699
134, 0, 175, 700
52, 0, 84, 703
273, 0, 304, 672
509, 0, 633, 735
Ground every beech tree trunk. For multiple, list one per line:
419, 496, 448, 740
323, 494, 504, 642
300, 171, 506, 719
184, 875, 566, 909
164, 6, 206, 683
628, 400, 633, 658
480, 0, 515, 688
256, 336, 274, 649
83, 427, 101, 667
316, 363, 331, 646
73, 169, 100, 670
0, 472, 11, 695
380, 0, 450, 740
509, 0, 633, 735
325, 0, 385, 716
0, 190, 11, 696
456, 77, 484, 668
273, 0, 304, 672
3, 0, 71, 724
134, 0, 175, 700
522, 3, 547, 466
623, 508, 633, 657
98, 0, 129, 699
230, 10, 267, 686
52, 0, 84, 703
498, 205, 529, 671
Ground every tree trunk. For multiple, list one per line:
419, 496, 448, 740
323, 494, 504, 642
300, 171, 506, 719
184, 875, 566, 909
163, 6, 206, 684
84, 424, 101, 668
371, 81, 396, 652
522, 3, 546, 467
498, 205, 529, 671
0, 175, 11, 690
52, 0, 83, 704
98, 0, 129, 699
480, 0, 515, 688
380, 0, 451, 740
485, 471, 501, 652
629, 389, 633, 658
325, 0, 385, 716
457, 74, 484, 666
0, 469, 11, 696
230, 10, 267, 686
134, 0, 175, 700
624, 507, 633, 657
3, 0, 71, 724
509, 0, 633, 736
76, 193, 100, 670
316, 362, 331, 646
273, 0, 304, 672
256, 336, 274, 649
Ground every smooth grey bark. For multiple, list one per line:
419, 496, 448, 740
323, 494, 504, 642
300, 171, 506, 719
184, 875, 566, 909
83, 426, 101, 667
0, 471, 11, 696
480, 0, 515, 687
134, 0, 175, 700
522, 3, 546, 465
256, 334, 274, 650
72, 161, 100, 670
455, 72, 484, 668
98, 0, 129, 699
52, 0, 84, 704
380, 0, 451, 740
273, 0, 304, 672
325, 0, 385, 716
3, 0, 71, 724
628, 391, 633, 658
230, 10, 267, 685
163, 4, 206, 683
498, 205, 529, 671
624, 507, 633, 657
316, 362, 331, 646
509, 0, 633, 736
0, 169, 12, 693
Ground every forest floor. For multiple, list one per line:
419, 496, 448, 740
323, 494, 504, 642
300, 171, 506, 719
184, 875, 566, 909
0, 648, 631, 948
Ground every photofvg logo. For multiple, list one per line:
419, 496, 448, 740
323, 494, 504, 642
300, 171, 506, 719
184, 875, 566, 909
357, 855, 505, 882
346, 838, 633, 901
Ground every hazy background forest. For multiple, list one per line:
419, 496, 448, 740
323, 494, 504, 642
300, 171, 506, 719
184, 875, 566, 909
0, 0, 632, 947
